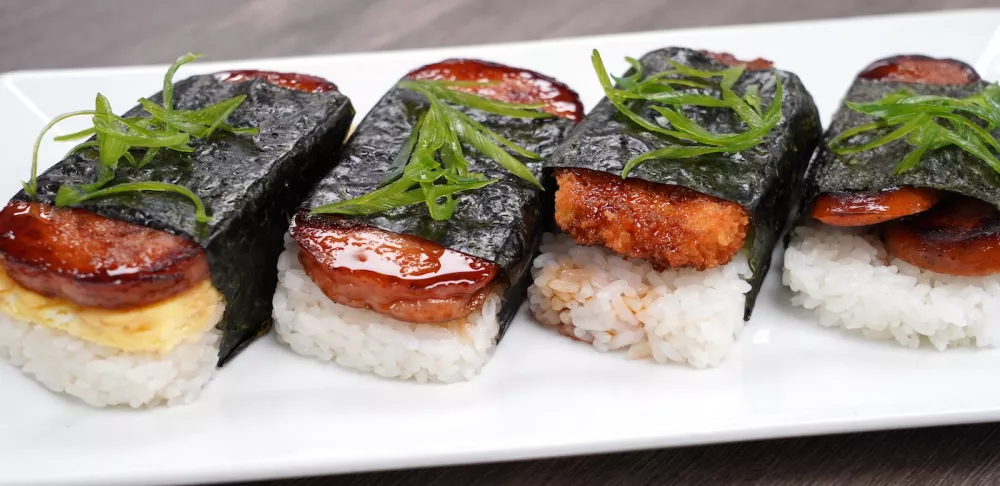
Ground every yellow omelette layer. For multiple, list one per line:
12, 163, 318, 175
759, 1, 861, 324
0, 267, 225, 354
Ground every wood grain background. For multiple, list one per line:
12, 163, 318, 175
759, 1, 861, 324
1, 0, 997, 72
3, 1, 1000, 485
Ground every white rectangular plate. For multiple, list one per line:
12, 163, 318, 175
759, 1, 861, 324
3, 9, 1000, 486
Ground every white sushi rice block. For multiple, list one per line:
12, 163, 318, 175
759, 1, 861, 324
783, 225, 1000, 350
273, 239, 501, 383
528, 233, 752, 368
0, 311, 222, 408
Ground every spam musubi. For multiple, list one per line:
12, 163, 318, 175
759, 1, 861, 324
0, 55, 354, 407
273, 59, 581, 382
783, 55, 1000, 349
529, 48, 821, 367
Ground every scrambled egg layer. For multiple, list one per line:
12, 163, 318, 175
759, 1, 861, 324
0, 267, 225, 355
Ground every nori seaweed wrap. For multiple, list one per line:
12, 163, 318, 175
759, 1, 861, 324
0, 65, 353, 407
273, 59, 581, 382
801, 58, 999, 213
529, 47, 821, 368
784, 55, 1000, 350
545, 47, 821, 313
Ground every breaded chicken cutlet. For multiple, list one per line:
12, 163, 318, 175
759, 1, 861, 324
553, 168, 750, 271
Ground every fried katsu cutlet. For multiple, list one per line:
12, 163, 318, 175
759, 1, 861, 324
553, 168, 750, 270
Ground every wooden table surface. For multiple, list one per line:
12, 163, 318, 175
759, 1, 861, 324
3, 1, 1000, 485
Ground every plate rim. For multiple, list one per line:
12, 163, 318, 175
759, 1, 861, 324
2, 8, 1000, 486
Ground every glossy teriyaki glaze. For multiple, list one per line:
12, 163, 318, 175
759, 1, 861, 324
293, 59, 583, 323
700, 51, 774, 70
883, 196, 1000, 276
810, 56, 980, 227
858, 55, 980, 85
810, 187, 943, 226
291, 213, 498, 324
0, 201, 209, 309
406, 59, 584, 120
216, 70, 338, 93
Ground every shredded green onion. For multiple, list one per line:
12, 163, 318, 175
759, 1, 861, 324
828, 84, 1000, 175
590, 50, 782, 178
311, 78, 551, 221
23, 52, 259, 223
23, 110, 98, 196
56, 181, 211, 223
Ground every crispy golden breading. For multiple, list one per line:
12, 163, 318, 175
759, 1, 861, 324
553, 168, 750, 270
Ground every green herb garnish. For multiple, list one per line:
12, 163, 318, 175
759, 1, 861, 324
310, 79, 551, 221
23, 53, 258, 223
591, 50, 782, 178
828, 84, 1000, 175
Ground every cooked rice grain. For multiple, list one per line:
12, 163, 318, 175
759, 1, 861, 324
0, 311, 222, 408
783, 225, 1000, 349
273, 239, 500, 383
528, 233, 752, 368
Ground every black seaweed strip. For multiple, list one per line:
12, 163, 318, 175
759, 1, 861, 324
802, 79, 1000, 211
14, 74, 355, 364
543, 47, 822, 318
302, 83, 576, 339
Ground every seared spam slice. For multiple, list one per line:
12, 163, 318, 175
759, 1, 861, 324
0, 201, 208, 309
15, 70, 354, 362
291, 213, 498, 323
294, 59, 580, 328
883, 195, 1000, 276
